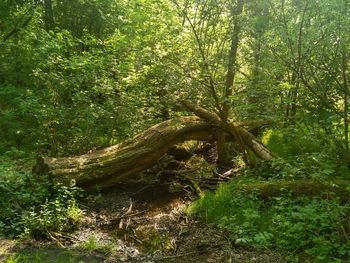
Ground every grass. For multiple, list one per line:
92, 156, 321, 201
189, 178, 350, 262
78, 235, 115, 255
4, 246, 100, 263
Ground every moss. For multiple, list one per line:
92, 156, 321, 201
234, 179, 350, 202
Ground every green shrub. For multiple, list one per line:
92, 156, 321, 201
190, 181, 350, 262
21, 182, 84, 239
0, 158, 84, 238
255, 153, 348, 180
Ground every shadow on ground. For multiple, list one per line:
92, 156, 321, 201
1, 181, 288, 263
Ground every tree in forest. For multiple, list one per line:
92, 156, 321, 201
1, 0, 350, 185
168, 0, 248, 164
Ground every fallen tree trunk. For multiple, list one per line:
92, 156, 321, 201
33, 113, 273, 189
182, 100, 273, 161
33, 117, 216, 189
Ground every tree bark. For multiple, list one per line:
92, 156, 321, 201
43, 0, 55, 30
33, 114, 272, 189
217, 0, 244, 165
33, 117, 216, 189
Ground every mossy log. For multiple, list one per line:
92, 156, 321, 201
33, 117, 216, 189
33, 114, 273, 189
235, 180, 350, 201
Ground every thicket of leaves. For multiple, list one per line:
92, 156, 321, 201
191, 123, 350, 262
0, 0, 181, 157
1, 0, 350, 157
0, 158, 83, 238
191, 187, 350, 262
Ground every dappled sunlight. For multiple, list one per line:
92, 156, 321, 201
1, 0, 350, 262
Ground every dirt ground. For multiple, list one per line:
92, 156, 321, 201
1, 179, 289, 263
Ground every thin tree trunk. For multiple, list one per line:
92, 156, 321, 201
343, 58, 349, 150
342, 0, 349, 150
282, 1, 308, 126
217, 0, 244, 165
43, 0, 55, 30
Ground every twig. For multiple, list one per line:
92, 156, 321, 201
112, 210, 148, 223
51, 232, 81, 242
130, 235, 142, 244
339, 223, 350, 245
126, 199, 133, 214
183, 175, 203, 196
213, 167, 240, 178
132, 185, 153, 196
48, 232, 65, 248
162, 251, 198, 259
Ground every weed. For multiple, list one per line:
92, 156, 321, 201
81, 235, 99, 251
79, 234, 115, 255
5, 247, 100, 263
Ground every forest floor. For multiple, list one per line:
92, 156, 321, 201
1, 179, 288, 263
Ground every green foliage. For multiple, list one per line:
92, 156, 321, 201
1, 0, 348, 159
254, 153, 349, 180
191, 181, 350, 262
0, 158, 84, 238
80, 235, 99, 251
78, 235, 115, 255
21, 182, 84, 239
262, 126, 326, 157
1, 2, 350, 262
260, 125, 350, 180
0, 0, 183, 157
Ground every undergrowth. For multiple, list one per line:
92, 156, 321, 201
0, 157, 84, 239
190, 182, 350, 262
191, 126, 350, 262
257, 126, 350, 181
